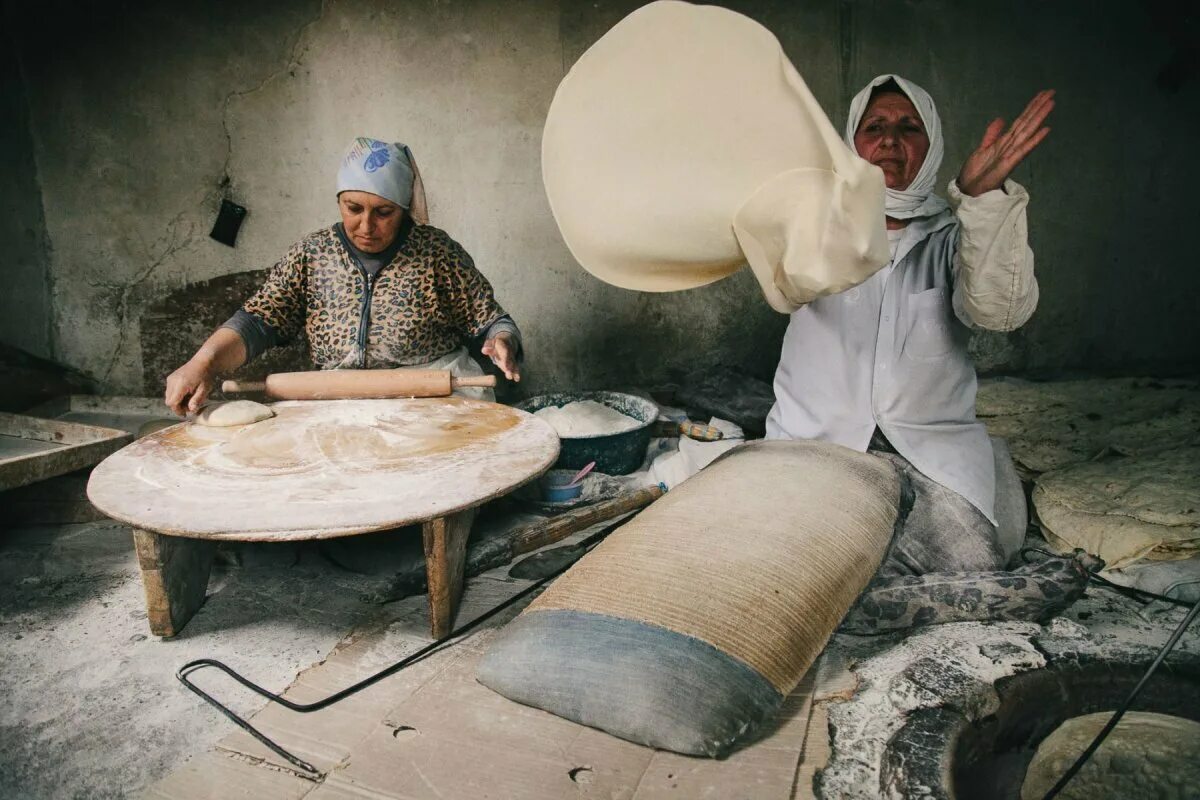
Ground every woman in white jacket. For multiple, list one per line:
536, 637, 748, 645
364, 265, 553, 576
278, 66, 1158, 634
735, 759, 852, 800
769, 75, 1059, 596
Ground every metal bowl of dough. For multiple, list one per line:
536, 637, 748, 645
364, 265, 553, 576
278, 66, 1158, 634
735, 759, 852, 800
515, 391, 658, 475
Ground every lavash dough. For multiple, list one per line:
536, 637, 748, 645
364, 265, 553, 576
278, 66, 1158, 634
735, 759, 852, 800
541, 0, 888, 312
535, 400, 640, 438
976, 377, 1200, 474
1032, 446, 1200, 570
1020, 711, 1200, 800
194, 400, 275, 427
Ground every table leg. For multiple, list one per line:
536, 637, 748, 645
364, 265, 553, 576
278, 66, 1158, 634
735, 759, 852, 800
422, 508, 476, 639
132, 528, 216, 638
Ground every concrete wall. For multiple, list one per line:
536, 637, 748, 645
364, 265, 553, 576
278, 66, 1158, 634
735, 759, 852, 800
3, 0, 1197, 396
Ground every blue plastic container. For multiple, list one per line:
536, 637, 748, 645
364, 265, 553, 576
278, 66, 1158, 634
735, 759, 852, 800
541, 470, 585, 503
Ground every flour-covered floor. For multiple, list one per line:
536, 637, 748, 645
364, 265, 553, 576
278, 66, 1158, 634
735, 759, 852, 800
4, 373, 1199, 798
4, 512, 1194, 799
0, 518, 432, 798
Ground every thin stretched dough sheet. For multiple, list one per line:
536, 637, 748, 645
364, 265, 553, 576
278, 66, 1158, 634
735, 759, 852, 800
542, 0, 888, 312
1033, 446, 1200, 570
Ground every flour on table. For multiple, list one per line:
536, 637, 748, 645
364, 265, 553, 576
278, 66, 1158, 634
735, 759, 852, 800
1020, 711, 1200, 800
88, 398, 560, 539
194, 400, 275, 427
534, 400, 640, 438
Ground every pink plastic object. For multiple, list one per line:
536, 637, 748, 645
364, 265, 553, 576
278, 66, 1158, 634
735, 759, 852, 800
565, 461, 597, 488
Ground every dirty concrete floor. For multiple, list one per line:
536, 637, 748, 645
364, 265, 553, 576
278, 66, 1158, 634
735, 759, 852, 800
0, 518, 424, 799
4, 517, 1199, 799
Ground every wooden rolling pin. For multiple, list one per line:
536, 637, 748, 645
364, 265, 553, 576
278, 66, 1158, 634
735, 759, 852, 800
221, 369, 497, 400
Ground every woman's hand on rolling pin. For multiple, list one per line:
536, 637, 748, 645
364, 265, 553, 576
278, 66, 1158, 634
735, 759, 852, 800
482, 333, 521, 382
164, 357, 215, 417
957, 89, 1055, 197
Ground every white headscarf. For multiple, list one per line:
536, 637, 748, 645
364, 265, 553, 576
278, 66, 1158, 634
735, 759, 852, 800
336, 137, 430, 225
844, 75, 948, 219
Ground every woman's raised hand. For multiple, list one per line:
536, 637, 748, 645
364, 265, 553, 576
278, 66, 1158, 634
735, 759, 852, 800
957, 89, 1055, 197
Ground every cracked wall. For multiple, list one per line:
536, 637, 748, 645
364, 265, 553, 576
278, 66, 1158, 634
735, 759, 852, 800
5, 0, 1198, 397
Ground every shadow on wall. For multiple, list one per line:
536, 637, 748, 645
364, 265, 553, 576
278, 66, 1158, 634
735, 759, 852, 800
0, 343, 94, 412
139, 272, 308, 397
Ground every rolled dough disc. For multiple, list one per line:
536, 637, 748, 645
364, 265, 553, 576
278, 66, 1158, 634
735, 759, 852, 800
194, 400, 275, 427
1020, 711, 1200, 800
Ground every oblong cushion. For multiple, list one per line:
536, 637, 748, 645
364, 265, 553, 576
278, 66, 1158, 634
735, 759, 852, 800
478, 610, 780, 756
478, 440, 900, 756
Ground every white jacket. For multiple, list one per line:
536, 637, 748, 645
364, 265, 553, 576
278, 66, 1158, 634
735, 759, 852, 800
766, 179, 1039, 523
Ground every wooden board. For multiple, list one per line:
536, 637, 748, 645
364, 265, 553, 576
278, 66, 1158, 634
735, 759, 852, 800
86, 397, 560, 541
132, 528, 217, 637
0, 412, 132, 491
423, 508, 477, 638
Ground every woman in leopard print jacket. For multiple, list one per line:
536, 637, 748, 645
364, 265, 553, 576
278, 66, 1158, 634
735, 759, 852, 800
165, 138, 521, 415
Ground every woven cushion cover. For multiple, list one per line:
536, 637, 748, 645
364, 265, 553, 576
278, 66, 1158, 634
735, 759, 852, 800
478, 440, 899, 756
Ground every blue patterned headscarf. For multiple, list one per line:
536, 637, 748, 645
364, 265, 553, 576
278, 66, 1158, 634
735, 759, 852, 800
336, 137, 419, 211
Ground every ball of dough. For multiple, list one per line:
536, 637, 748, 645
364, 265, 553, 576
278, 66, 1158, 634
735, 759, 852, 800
194, 400, 275, 427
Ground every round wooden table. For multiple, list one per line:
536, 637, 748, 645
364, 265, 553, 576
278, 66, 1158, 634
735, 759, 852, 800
88, 397, 560, 638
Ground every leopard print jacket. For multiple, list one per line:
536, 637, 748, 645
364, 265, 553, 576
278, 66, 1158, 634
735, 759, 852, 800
241, 224, 507, 369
